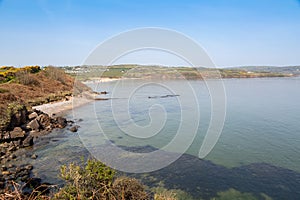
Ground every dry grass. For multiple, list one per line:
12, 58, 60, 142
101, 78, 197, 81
154, 190, 177, 200
0, 181, 55, 200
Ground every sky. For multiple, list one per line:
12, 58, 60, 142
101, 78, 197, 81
0, 0, 300, 67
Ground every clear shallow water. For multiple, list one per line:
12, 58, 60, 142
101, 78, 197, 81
81, 77, 300, 172
25, 77, 300, 199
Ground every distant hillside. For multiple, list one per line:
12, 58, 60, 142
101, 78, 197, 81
62, 65, 297, 81
231, 66, 300, 75
0, 66, 90, 130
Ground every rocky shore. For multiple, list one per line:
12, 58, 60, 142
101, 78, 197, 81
0, 107, 78, 193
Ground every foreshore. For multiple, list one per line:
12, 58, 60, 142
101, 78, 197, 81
82, 77, 143, 84
32, 96, 94, 117
82, 77, 120, 84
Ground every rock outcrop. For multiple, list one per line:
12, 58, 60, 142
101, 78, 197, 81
0, 108, 74, 192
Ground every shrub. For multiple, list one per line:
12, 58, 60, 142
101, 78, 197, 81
23, 65, 41, 73
0, 66, 41, 83
0, 66, 15, 71
15, 70, 39, 86
111, 177, 149, 200
44, 66, 66, 84
54, 159, 152, 200
54, 159, 116, 200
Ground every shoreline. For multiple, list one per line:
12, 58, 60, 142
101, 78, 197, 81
32, 95, 95, 117
82, 78, 121, 84
80, 76, 298, 85
82, 77, 143, 84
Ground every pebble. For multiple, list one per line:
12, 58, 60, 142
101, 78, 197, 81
8, 164, 14, 168
31, 154, 38, 159
2, 171, 11, 175
25, 165, 33, 170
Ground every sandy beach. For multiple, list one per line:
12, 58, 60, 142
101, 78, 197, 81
82, 77, 121, 84
82, 77, 143, 84
32, 96, 94, 117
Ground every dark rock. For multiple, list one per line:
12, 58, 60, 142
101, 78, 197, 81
31, 154, 38, 159
69, 125, 80, 132
13, 139, 22, 147
8, 164, 14, 168
55, 117, 67, 128
45, 125, 53, 131
3, 132, 10, 140
28, 112, 38, 120
21, 175, 30, 182
25, 164, 33, 170
15, 166, 21, 172
8, 108, 27, 130
7, 146, 16, 152
29, 130, 45, 138
67, 120, 74, 127
8, 175, 15, 180
27, 119, 40, 131
1, 142, 9, 148
17, 169, 29, 177
25, 178, 41, 189
0, 181, 4, 189
9, 127, 25, 139
9, 154, 16, 159
0, 150, 5, 157
1, 165, 7, 171
36, 114, 51, 129
35, 182, 52, 194
29, 130, 43, 138
22, 136, 34, 147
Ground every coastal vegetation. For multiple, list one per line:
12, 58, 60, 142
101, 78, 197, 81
0, 66, 90, 131
0, 158, 270, 200
0, 66, 92, 199
62, 65, 298, 81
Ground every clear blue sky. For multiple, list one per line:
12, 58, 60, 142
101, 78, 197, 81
0, 0, 300, 67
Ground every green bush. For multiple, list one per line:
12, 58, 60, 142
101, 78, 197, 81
54, 159, 152, 200
55, 159, 115, 200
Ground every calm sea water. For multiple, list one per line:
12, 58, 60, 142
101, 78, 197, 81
26, 77, 300, 199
